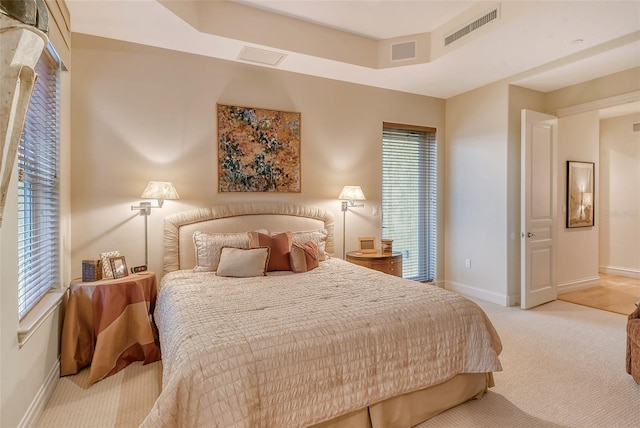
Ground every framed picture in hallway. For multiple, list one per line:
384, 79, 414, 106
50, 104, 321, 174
566, 160, 595, 228
217, 104, 301, 193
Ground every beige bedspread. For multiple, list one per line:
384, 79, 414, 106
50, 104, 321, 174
141, 259, 502, 428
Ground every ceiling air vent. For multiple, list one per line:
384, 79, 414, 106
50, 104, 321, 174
444, 6, 499, 46
391, 41, 417, 62
633, 122, 640, 132
238, 46, 286, 67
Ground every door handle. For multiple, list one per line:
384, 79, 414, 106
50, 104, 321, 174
527, 232, 536, 238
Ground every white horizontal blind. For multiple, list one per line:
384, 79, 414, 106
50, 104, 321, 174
17, 46, 61, 320
382, 124, 437, 281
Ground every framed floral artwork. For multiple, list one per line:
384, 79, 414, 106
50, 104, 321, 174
217, 104, 301, 192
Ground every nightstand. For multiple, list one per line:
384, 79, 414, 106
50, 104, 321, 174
60, 272, 161, 384
346, 251, 403, 277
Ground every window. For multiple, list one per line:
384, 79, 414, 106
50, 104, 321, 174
382, 123, 437, 282
17, 46, 61, 320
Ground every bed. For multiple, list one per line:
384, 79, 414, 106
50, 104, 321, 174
141, 202, 502, 428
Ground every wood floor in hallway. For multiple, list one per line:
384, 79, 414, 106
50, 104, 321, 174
558, 273, 640, 316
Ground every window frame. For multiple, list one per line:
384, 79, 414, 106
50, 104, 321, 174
382, 122, 437, 282
17, 44, 62, 322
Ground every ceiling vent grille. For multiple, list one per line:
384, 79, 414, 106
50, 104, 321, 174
633, 122, 640, 132
444, 7, 499, 46
391, 41, 417, 61
238, 46, 286, 66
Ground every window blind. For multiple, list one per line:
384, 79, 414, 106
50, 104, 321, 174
382, 124, 437, 282
17, 46, 61, 320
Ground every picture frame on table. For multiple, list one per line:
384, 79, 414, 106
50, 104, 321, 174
566, 160, 595, 228
109, 256, 129, 279
358, 237, 377, 253
100, 250, 120, 279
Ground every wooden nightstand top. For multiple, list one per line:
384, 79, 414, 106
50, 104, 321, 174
346, 251, 402, 261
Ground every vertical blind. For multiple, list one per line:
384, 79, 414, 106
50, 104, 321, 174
17, 46, 61, 320
382, 124, 437, 282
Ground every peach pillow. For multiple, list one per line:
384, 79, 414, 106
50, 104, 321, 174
290, 241, 319, 273
248, 231, 293, 271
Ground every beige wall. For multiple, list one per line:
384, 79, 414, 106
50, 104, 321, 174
545, 67, 640, 113
599, 113, 640, 276
556, 111, 601, 288
444, 82, 511, 303
0, 1, 71, 426
69, 34, 446, 280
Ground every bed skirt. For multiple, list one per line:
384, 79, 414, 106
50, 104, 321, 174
313, 372, 493, 428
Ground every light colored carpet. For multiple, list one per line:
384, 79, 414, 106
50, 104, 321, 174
36, 359, 161, 428
417, 299, 640, 427
36, 299, 640, 428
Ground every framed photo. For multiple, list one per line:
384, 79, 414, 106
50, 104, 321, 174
566, 161, 595, 228
109, 256, 129, 279
100, 250, 120, 279
217, 104, 301, 193
358, 237, 377, 253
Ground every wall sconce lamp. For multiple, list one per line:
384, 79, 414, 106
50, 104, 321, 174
338, 185, 366, 259
131, 181, 180, 267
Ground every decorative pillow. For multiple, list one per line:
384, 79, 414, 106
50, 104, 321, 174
290, 241, 320, 273
248, 231, 293, 271
289, 229, 329, 260
216, 247, 270, 278
193, 231, 251, 272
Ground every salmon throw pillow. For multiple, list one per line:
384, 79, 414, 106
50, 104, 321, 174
290, 241, 319, 273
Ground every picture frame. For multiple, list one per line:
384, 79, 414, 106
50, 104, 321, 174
100, 250, 120, 279
217, 104, 301, 193
109, 256, 129, 279
358, 237, 377, 253
566, 160, 595, 228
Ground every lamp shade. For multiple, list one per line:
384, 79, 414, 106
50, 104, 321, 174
338, 186, 366, 201
141, 181, 180, 200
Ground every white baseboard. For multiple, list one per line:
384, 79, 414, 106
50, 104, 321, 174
445, 281, 511, 306
18, 359, 59, 428
599, 265, 640, 279
557, 276, 601, 294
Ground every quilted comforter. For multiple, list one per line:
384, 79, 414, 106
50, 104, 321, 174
141, 259, 502, 427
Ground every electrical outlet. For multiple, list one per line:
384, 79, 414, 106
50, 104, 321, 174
465, 259, 471, 268
372, 205, 379, 216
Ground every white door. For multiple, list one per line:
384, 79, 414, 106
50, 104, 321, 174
521, 109, 558, 309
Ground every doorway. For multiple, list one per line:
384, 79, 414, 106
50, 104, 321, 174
558, 102, 640, 315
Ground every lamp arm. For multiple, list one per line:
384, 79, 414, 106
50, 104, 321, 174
131, 199, 165, 215
341, 200, 364, 211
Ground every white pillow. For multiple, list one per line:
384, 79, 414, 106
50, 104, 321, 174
193, 231, 249, 272
289, 229, 329, 261
216, 247, 270, 277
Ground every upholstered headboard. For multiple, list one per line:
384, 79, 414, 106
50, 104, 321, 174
163, 202, 335, 275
